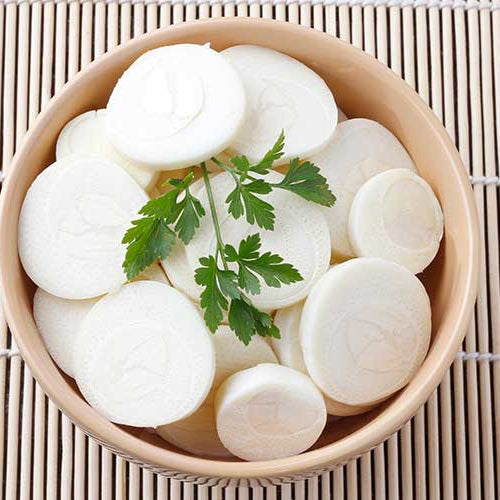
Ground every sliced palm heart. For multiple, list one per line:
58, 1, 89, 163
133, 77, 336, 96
33, 264, 168, 378
18, 155, 149, 299
56, 110, 159, 190
348, 169, 444, 274
162, 171, 331, 310
74, 281, 215, 427
157, 325, 277, 458
309, 119, 417, 259
222, 45, 337, 165
338, 108, 348, 122
106, 44, 247, 169
301, 258, 431, 407
215, 363, 327, 461
273, 302, 375, 416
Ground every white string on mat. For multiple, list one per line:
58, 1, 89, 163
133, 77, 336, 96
470, 175, 500, 186
0, 348, 21, 359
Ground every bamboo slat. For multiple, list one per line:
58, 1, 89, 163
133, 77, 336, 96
0, 1, 499, 498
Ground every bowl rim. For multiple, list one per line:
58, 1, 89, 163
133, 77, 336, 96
0, 18, 479, 479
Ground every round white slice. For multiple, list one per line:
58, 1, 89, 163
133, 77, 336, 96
19, 155, 149, 299
135, 263, 170, 285
222, 45, 337, 165
301, 258, 431, 407
74, 281, 215, 427
309, 118, 417, 258
56, 110, 159, 190
215, 363, 326, 461
157, 325, 277, 457
163, 171, 331, 309
338, 109, 348, 122
273, 302, 374, 416
106, 44, 247, 169
348, 169, 444, 274
33, 289, 97, 377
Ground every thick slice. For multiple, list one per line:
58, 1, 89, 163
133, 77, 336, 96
163, 171, 331, 310
56, 110, 159, 190
106, 44, 246, 169
301, 258, 431, 407
33, 289, 97, 377
33, 264, 168, 378
19, 155, 149, 299
348, 169, 444, 274
74, 281, 215, 427
309, 119, 417, 258
157, 325, 277, 457
273, 301, 375, 416
215, 363, 327, 461
222, 45, 337, 165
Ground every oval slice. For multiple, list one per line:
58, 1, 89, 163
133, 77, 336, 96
106, 44, 247, 169
301, 258, 431, 407
56, 110, 159, 190
348, 169, 444, 273
157, 325, 277, 458
215, 363, 327, 461
162, 171, 331, 309
18, 155, 149, 299
74, 281, 215, 427
309, 119, 417, 258
222, 45, 337, 164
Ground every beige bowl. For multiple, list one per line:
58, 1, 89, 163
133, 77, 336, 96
0, 19, 479, 483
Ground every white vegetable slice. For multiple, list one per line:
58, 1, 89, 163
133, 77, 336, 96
301, 258, 431, 407
273, 302, 375, 416
33, 264, 169, 378
338, 109, 348, 122
56, 110, 159, 190
74, 281, 215, 427
309, 119, 417, 258
106, 44, 246, 169
33, 289, 97, 377
215, 363, 327, 461
222, 45, 337, 165
19, 155, 149, 299
163, 171, 331, 309
348, 169, 444, 274
157, 325, 277, 457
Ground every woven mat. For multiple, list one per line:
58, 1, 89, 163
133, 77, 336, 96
0, 1, 499, 498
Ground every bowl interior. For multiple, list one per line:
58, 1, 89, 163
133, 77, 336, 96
0, 19, 477, 478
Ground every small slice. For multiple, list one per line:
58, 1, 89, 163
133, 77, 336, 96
33, 289, 97, 377
348, 169, 444, 274
157, 325, 277, 458
163, 171, 331, 310
338, 109, 348, 122
74, 281, 215, 427
309, 119, 417, 258
18, 155, 149, 299
56, 110, 159, 190
215, 363, 327, 461
106, 44, 247, 169
301, 258, 431, 407
222, 45, 337, 164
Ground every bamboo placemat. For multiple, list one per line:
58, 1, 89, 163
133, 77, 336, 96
0, 0, 499, 498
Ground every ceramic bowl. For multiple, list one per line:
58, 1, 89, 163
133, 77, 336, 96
0, 19, 479, 483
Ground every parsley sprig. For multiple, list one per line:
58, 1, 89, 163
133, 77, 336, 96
121, 133, 336, 344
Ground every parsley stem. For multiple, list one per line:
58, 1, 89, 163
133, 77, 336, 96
201, 162, 229, 271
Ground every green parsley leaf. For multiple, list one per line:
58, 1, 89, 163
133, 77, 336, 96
225, 233, 303, 295
225, 179, 275, 230
250, 129, 285, 174
228, 297, 280, 345
122, 218, 176, 281
194, 255, 240, 332
274, 158, 336, 207
122, 170, 205, 280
